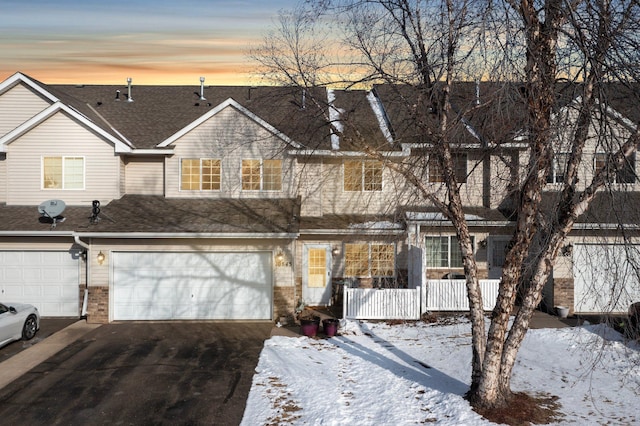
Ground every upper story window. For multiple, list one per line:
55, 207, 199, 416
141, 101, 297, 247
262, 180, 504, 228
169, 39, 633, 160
43, 156, 84, 190
181, 158, 221, 191
344, 243, 395, 277
547, 153, 569, 184
344, 160, 383, 191
242, 159, 282, 191
425, 235, 474, 268
428, 154, 468, 183
595, 152, 636, 184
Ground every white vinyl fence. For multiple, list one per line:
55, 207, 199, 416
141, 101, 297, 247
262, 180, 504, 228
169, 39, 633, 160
343, 287, 422, 320
425, 279, 499, 311
343, 280, 500, 320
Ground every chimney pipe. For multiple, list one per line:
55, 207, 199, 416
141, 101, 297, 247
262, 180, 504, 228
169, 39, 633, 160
199, 77, 206, 100
127, 77, 134, 102
301, 89, 306, 109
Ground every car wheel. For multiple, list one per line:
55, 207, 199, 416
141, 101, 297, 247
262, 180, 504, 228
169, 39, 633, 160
22, 315, 38, 340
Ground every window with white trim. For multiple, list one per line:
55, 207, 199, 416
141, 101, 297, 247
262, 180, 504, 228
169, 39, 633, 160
425, 235, 474, 268
242, 159, 282, 191
344, 243, 395, 277
546, 153, 569, 184
181, 158, 221, 190
344, 160, 383, 191
428, 154, 467, 183
43, 156, 84, 189
595, 152, 636, 184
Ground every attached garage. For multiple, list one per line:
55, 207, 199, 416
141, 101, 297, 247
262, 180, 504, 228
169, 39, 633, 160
112, 251, 272, 321
0, 250, 81, 317
573, 244, 640, 313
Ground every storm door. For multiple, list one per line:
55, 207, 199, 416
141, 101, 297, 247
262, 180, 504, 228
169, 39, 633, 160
302, 244, 332, 306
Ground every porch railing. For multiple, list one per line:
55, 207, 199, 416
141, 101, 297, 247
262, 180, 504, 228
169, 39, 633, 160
343, 279, 500, 320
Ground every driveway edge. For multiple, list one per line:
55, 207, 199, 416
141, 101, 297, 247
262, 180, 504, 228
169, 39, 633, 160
0, 320, 101, 390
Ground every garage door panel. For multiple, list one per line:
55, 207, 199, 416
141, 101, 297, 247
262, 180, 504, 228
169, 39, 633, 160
574, 244, 640, 313
0, 251, 80, 317
113, 252, 272, 321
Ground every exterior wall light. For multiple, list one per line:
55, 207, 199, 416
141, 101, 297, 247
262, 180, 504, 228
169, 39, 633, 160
332, 247, 340, 256
97, 251, 106, 265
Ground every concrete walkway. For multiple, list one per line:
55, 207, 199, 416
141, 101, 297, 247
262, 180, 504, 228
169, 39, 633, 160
0, 320, 101, 390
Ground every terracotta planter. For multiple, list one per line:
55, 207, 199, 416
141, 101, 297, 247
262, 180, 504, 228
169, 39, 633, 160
300, 316, 320, 337
322, 318, 339, 337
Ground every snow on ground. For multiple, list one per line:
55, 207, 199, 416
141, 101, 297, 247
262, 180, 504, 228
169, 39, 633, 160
241, 318, 640, 425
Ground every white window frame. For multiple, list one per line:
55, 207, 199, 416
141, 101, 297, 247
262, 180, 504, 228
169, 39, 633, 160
547, 153, 569, 184
594, 152, 636, 184
425, 235, 474, 269
344, 242, 396, 277
241, 158, 282, 191
42, 156, 85, 190
343, 159, 383, 192
180, 158, 221, 191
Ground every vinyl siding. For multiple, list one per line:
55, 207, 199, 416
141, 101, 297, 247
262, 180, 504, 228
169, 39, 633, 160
165, 106, 296, 199
320, 158, 414, 216
0, 154, 6, 202
0, 83, 50, 137
125, 157, 164, 195
6, 112, 122, 205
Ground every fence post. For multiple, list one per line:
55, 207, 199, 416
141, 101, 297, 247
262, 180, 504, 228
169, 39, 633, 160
343, 284, 347, 320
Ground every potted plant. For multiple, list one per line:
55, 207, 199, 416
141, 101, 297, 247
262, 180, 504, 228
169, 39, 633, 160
299, 312, 320, 337
322, 318, 339, 337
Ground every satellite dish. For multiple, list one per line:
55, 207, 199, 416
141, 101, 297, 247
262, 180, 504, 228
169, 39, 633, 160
38, 199, 66, 228
38, 199, 66, 217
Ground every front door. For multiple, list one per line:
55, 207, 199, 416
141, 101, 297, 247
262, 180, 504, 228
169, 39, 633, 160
302, 244, 332, 306
488, 236, 511, 279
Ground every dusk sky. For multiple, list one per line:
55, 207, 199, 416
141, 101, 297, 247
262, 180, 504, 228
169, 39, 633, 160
0, 0, 300, 85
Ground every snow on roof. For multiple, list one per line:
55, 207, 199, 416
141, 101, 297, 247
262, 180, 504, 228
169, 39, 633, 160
348, 221, 403, 230
405, 212, 486, 221
327, 88, 343, 150
366, 91, 394, 144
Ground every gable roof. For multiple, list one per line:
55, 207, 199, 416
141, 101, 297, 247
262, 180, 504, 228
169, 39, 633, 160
157, 97, 302, 149
0, 100, 134, 153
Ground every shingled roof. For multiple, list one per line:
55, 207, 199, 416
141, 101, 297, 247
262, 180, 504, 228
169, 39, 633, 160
51, 84, 334, 150
0, 196, 301, 235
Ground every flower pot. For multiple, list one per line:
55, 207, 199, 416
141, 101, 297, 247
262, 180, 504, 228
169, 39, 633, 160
556, 306, 569, 319
322, 318, 339, 337
300, 316, 320, 337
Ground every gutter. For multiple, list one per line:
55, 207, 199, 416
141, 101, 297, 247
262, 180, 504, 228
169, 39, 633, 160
299, 228, 405, 236
74, 232, 300, 239
406, 220, 512, 228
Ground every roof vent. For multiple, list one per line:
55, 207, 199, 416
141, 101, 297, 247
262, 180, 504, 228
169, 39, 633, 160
115, 90, 121, 101
199, 77, 206, 101
126, 77, 134, 102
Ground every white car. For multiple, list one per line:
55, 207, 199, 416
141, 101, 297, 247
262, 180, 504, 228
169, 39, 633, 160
0, 302, 40, 349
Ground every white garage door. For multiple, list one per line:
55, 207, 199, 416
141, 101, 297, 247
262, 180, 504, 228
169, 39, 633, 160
573, 244, 640, 313
113, 251, 272, 320
0, 250, 80, 317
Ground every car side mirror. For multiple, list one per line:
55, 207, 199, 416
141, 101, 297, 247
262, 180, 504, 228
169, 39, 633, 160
9, 306, 17, 314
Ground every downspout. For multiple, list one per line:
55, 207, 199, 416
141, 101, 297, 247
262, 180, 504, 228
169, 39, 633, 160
74, 235, 90, 318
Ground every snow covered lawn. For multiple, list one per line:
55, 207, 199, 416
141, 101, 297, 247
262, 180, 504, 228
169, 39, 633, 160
241, 318, 639, 425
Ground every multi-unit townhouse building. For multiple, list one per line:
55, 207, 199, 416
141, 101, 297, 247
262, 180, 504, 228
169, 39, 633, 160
0, 72, 638, 323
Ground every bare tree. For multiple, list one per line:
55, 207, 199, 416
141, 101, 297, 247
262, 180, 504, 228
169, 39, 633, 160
251, 0, 640, 412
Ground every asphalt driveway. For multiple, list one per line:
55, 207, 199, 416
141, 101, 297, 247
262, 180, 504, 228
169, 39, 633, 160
0, 322, 272, 425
